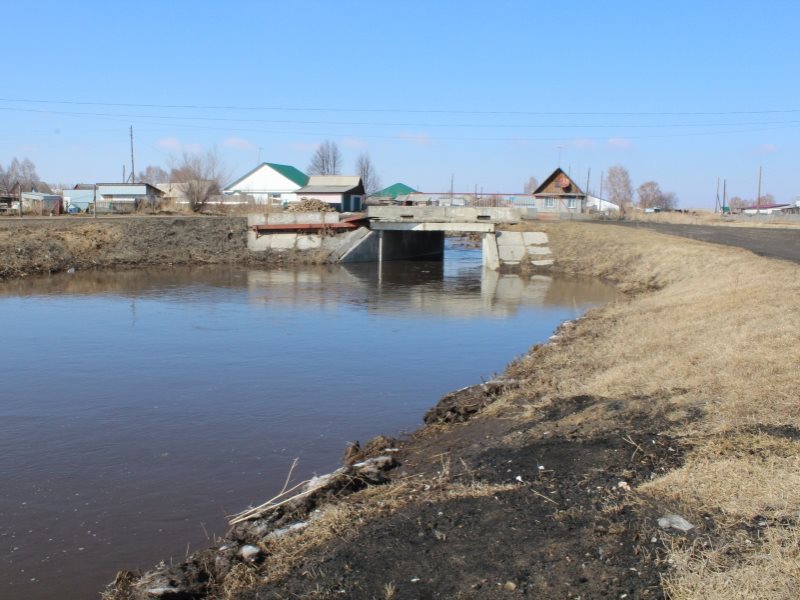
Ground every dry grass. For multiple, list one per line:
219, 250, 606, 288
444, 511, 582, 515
641, 435, 800, 524
491, 222, 800, 599
501, 222, 800, 431
662, 527, 800, 600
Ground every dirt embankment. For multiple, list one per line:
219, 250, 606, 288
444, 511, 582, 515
86, 222, 799, 599
0, 216, 298, 280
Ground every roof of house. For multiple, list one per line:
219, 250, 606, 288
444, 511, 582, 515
743, 203, 791, 210
296, 175, 364, 194
225, 162, 309, 190
95, 183, 164, 195
533, 168, 585, 196
373, 182, 418, 198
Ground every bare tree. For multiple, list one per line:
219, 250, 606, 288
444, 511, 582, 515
659, 192, 678, 210
0, 157, 41, 194
637, 181, 662, 209
523, 176, 539, 194
356, 153, 381, 196
308, 140, 342, 175
169, 149, 226, 212
137, 165, 169, 185
606, 165, 633, 216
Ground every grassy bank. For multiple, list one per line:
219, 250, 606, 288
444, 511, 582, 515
89, 221, 798, 599
504, 222, 800, 598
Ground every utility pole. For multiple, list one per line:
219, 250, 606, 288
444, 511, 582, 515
585, 168, 591, 213
723, 179, 727, 212
129, 126, 136, 183
93, 183, 97, 219
18, 182, 22, 218
756, 166, 762, 211
599, 171, 604, 198
450, 173, 454, 202
715, 178, 720, 213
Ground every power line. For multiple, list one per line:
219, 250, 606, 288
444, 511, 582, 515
1, 106, 798, 130
0, 96, 799, 117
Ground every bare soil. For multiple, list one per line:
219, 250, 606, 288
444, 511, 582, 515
238, 394, 687, 600
0, 216, 306, 280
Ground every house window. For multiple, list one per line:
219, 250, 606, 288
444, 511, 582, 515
567, 198, 577, 209
544, 198, 555, 208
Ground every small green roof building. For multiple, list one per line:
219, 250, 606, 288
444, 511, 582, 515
372, 182, 418, 199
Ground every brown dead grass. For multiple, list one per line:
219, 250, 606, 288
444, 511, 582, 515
502, 222, 800, 431
662, 527, 800, 600
640, 434, 800, 524
494, 222, 800, 599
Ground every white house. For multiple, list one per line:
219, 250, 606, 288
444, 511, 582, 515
223, 163, 309, 205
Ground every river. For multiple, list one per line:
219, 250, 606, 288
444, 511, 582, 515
0, 241, 617, 599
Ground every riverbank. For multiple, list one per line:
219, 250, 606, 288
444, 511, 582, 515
0, 216, 315, 280
94, 221, 798, 600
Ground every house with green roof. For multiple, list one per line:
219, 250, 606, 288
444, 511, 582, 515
372, 182, 418, 200
223, 162, 309, 206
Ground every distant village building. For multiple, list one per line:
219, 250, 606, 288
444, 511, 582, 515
294, 176, 365, 212
741, 203, 793, 215
532, 168, 587, 213
369, 183, 418, 205
63, 183, 163, 213
223, 163, 309, 206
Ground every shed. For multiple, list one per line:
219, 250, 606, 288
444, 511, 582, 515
294, 176, 365, 212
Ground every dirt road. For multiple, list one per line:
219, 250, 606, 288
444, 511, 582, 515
611, 221, 800, 264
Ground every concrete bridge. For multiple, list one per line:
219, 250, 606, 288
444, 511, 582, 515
247, 206, 554, 270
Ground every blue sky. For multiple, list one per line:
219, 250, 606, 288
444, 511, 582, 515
2, 0, 798, 208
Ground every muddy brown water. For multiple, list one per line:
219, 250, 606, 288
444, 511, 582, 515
0, 242, 617, 600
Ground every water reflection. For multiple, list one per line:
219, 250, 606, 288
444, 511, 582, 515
246, 264, 616, 319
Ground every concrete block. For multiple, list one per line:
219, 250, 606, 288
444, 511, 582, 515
247, 230, 272, 251
482, 233, 500, 270
270, 234, 298, 250
498, 244, 527, 262
324, 213, 340, 224
496, 231, 524, 246
526, 246, 552, 256
247, 214, 268, 226
266, 213, 298, 225
522, 232, 549, 246
530, 259, 554, 267
296, 234, 322, 250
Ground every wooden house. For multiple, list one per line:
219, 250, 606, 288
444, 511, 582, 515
532, 168, 587, 213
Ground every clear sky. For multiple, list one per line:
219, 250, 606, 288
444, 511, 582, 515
2, 0, 798, 208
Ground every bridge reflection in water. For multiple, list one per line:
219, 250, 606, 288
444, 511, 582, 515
245, 261, 617, 320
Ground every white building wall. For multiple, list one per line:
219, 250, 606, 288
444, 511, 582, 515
224, 165, 304, 204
